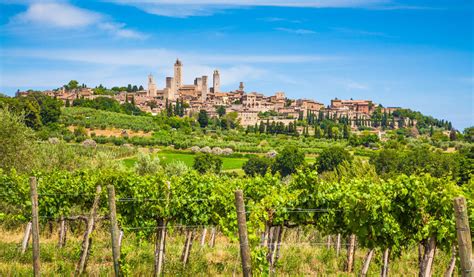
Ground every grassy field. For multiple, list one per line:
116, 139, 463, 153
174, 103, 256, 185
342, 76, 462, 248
122, 150, 248, 171
0, 225, 455, 276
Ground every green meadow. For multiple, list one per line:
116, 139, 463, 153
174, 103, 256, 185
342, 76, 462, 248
123, 150, 248, 171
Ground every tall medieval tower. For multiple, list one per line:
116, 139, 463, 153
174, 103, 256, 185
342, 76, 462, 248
202, 75, 208, 102
174, 59, 182, 91
165, 77, 176, 100
147, 74, 157, 97
213, 70, 220, 93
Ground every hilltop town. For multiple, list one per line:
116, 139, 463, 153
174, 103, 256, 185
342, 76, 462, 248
18, 59, 406, 129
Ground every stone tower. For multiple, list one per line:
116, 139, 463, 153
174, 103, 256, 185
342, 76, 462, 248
239, 82, 244, 91
174, 59, 182, 90
202, 75, 208, 102
147, 74, 157, 97
194, 77, 202, 92
213, 70, 220, 93
165, 76, 176, 100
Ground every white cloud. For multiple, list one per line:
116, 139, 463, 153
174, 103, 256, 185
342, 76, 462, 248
346, 81, 369, 90
9, 1, 148, 39
274, 27, 316, 35
332, 27, 395, 38
108, 0, 388, 8
1, 48, 338, 66
259, 17, 302, 23
0, 47, 335, 91
106, 0, 392, 17
98, 22, 148, 39
13, 2, 102, 28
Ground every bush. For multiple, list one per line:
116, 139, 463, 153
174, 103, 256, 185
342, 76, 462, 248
272, 146, 305, 176
0, 108, 36, 172
82, 139, 97, 148
164, 161, 190, 176
193, 153, 222, 174
135, 152, 162, 175
242, 156, 273, 176
317, 146, 353, 173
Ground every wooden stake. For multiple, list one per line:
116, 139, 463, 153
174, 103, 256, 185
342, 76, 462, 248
21, 221, 32, 254
118, 230, 123, 250
235, 190, 252, 277
181, 229, 195, 266
209, 227, 216, 247
454, 197, 473, 277
75, 185, 101, 275
201, 227, 207, 246
346, 234, 356, 273
444, 246, 456, 277
336, 233, 341, 257
154, 218, 167, 276
30, 177, 40, 277
273, 225, 284, 268
58, 216, 66, 248
361, 249, 374, 277
421, 237, 436, 277
380, 248, 390, 277
107, 185, 121, 277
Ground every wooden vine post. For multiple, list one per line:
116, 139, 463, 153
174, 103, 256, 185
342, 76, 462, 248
75, 185, 102, 275
453, 197, 473, 277
235, 190, 252, 277
30, 177, 40, 277
21, 221, 32, 254
107, 185, 121, 277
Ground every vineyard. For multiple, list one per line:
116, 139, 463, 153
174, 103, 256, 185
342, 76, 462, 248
1, 168, 473, 276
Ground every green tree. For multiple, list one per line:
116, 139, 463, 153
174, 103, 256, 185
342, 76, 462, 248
317, 146, 353, 173
197, 110, 209, 128
242, 156, 273, 177
216, 105, 226, 117
370, 148, 401, 178
259, 121, 265, 133
0, 108, 36, 172
27, 93, 62, 125
66, 80, 79, 90
193, 153, 223, 174
272, 146, 305, 176
464, 127, 474, 142
343, 123, 350, 139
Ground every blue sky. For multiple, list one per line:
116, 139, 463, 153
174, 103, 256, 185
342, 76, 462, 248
0, 0, 472, 129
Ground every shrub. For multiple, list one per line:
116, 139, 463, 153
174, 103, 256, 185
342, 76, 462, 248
164, 161, 190, 176
272, 146, 305, 176
82, 139, 97, 148
317, 146, 353, 173
190, 146, 200, 153
193, 153, 222, 174
135, 152, 162, 175
242, 156, 273, 176
222, 148, 233, 155
0, 108, 36, 172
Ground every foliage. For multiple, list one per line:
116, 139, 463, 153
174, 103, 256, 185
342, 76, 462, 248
317, 146, 352, 173
197, 110, 209, 128
0, 93, 62, 129
163, 160, 190, 176
134, 152, 162, 175
0, 108, 36, 173
242, 156, 273, 177
72, 97, 145, 116
193, 153, 223, 174
272, 146, 305, 176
